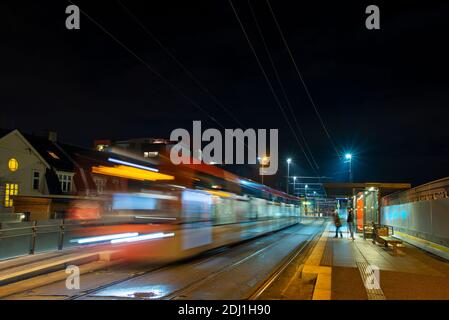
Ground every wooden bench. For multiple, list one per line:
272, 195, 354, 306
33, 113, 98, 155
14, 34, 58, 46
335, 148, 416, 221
372, 224, 403, 254
378, 236, 403, 254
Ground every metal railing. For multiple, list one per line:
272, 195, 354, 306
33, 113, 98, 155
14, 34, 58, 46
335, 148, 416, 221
0, 217, 135, 260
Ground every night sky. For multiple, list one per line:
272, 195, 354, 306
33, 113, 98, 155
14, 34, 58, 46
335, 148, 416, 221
1, 1, 448, 187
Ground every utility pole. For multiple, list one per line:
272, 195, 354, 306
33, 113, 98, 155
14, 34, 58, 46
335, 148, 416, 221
286, 158, 291, 194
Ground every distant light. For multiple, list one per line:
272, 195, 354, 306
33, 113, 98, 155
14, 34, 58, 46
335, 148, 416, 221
305, 184, 308, 188
287, 158, 292, 164
345, 153, 352, 160
293, 176, 297, 181
108, 158, 159, 172
261, 156, 270, 166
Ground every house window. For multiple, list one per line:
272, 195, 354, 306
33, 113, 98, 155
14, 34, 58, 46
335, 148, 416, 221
47, 151, 60, 160
143, 151, 158, 158
32, 171, 40, 190
96, 144, 108, 152
8, 158, 19, 172
4, 183, 19, 207
58, 174, 72, 192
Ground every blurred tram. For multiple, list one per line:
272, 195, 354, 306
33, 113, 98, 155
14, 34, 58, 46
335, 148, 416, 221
68, 155, 302, 262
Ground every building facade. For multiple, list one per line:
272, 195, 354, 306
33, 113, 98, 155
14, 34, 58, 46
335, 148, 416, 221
0, 130, 165, 221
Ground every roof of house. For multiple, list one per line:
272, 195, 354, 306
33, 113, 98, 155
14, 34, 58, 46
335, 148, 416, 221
8, 131, 160, 195
18, 131, 159, 174
23, 133, 75, 172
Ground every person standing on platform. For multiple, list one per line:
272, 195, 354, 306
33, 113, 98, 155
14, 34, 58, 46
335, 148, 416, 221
347, 208, 355, 240
333, 210, 343, 238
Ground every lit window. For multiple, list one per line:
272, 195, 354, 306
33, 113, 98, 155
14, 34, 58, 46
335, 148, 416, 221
58, 174, 72, 193
96, 145, 108, 152
8, 158, 19, 172
4, 183, 19, 207
32, 171, 40, 190
48, 151, 60, 159
144, 151, 158, 158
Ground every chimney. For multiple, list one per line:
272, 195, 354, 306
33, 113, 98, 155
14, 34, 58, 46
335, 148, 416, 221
48, 131, 58, 142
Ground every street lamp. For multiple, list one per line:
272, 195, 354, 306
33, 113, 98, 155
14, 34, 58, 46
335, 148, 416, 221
344, 153, 353, 182
259, 156, 270, 184
286, 158, 292, 194
304, 184, 309, 215
293, 176, 297, 196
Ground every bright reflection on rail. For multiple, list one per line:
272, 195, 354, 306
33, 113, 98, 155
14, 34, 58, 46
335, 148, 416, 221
94, 285, 171, 299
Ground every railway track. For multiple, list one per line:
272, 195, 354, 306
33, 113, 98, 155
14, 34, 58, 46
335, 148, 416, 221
3, 220, 326, 300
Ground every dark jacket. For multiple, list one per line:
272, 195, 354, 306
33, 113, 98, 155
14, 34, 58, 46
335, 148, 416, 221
347, 211, 354, 223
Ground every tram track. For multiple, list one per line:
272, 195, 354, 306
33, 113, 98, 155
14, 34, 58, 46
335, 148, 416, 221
3, 219, 326, 300
247, 224, 324, 300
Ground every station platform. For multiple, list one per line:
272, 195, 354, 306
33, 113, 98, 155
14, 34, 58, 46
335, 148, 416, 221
307, 224, 449, 300
258, 221, 449, 300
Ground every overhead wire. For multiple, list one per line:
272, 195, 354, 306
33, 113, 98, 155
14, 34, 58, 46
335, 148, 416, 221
247, 0, 320, 173
116, 0, 248, 130
67, 1, 258, 166
228, 0, 319, 175
265, 0, 342, 159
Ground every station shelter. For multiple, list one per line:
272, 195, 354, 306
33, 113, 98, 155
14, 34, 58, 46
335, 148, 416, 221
323, 182, 411, 238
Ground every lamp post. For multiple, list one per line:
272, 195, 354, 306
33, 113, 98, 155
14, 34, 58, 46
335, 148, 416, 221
293, 176, 297, 196
345, 153, 353, 182
304, 184, 308, 215
286, 158, 292, 194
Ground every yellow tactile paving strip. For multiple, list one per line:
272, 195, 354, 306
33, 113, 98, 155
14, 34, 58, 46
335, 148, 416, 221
302, 222, 332, 300
395, 231, 449, 254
